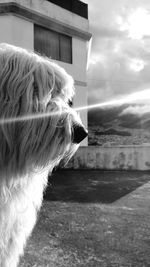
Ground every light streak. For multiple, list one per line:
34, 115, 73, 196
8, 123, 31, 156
0, 89, 150, 125
75, 89, 150, 111
0, 111, 60, 125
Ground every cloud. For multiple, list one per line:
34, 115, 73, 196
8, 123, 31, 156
120, 105, 150, 116
117, 8, 150, 40
129, 58, 146, 72
85, 0, 150, 106
87, 47, 148, 104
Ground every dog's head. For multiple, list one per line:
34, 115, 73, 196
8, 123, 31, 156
0, 43, 87, 176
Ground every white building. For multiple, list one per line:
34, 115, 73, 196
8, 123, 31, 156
0, 0, 91, 146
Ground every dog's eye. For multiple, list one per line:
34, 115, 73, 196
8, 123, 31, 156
68, 100, 73, 107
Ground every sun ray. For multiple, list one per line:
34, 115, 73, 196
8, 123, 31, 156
0, 89, 150, 125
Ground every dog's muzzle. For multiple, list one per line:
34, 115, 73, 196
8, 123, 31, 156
72, 123, 88, 144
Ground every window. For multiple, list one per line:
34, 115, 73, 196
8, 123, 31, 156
34, 25, 72, 64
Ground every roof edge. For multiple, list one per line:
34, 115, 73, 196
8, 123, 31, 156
0, 2, 92, 41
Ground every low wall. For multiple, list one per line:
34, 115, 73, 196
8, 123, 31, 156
66, 145, 150, 170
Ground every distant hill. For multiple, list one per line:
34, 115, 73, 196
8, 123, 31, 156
88, 105, 126, 126
88, 104, 150, 130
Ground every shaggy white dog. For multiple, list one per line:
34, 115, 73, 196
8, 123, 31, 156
0, 43, 87, 267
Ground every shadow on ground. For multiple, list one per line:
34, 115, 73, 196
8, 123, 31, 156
44, 170, 150, 203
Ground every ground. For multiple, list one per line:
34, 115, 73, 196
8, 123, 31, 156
20, 170, 150, 267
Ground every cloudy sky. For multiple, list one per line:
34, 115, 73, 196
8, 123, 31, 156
82, 0, 150, 115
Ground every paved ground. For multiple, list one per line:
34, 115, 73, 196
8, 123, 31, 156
20, 170, 150, 267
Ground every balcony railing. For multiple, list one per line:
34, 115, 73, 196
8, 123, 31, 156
47, 0, 88, 19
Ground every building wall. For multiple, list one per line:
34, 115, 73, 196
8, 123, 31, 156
66, 145, 150, 170
0, 0, 91, 145
0, 15, 33, 49
1, 0, 89, 32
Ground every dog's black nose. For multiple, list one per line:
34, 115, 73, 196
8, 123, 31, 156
72, 123, 88, 144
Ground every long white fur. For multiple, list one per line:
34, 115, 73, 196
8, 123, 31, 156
0, 43, 80, 267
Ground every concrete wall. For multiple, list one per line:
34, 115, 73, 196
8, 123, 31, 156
66, 145, 150, 170
0, 15, 33, 49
